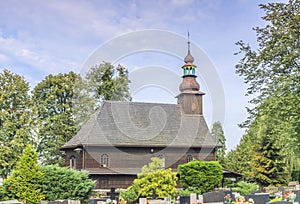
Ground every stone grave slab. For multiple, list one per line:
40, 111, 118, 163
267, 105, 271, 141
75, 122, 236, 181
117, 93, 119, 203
202, 191, 224, 203
245, 193, 269, 204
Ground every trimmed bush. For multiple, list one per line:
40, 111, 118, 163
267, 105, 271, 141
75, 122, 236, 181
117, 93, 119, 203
39, 165, 95, 202
178, 160, 223, 193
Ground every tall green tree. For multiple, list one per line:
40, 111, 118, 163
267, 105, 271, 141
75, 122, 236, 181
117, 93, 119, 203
32, 72, 94, 165
0, 70, 34, 179
234, 0, 300, 184
225, 134, 254, 181
86, 62, 131, 108
235, 0, 300, 104
248, 114, 291, 187
2, 144, 45, 204
211, 121, 227, 166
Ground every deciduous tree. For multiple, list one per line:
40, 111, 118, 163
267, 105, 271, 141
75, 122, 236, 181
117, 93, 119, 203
0, 70, 34, 179
234, 0, 300, 185
32, 72, 94, 165
86, 62, 131, 108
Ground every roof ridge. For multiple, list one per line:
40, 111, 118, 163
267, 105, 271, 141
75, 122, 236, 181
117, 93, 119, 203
105, 100, 179, 106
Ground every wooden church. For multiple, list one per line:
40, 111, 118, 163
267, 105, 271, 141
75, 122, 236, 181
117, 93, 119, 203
61, 40, 218, 189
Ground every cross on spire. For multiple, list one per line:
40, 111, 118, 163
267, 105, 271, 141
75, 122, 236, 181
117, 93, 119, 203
187, 31, 191, 54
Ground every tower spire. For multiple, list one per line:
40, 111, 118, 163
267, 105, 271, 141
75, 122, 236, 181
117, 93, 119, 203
188, 31, 190, 53
176, 33, 205, 115
183, 32, 196, 75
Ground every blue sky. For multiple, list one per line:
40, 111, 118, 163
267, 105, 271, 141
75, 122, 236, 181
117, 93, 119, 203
0, 0, 285, 151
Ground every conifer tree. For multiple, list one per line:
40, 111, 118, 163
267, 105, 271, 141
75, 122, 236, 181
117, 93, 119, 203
2, 144, 45, 204
211, 122, 227, 166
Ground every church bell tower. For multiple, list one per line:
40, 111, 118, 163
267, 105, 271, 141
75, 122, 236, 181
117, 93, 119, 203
176, 37, 205, 115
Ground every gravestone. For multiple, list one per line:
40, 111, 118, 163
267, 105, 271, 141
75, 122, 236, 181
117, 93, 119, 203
278, 186, 286, 199
48, 200, 80, 204
152, 190, 158, 199
107, 187, 119, 200
0, 200, 23, 204
293, 190, 300, 203
202, 191, 224, 203
271, 202, 293, 204
190, 194, 197, 204
89, 197, 108, 204
164, 197, 171, 204
245, 193, 269, 204
139, 198, 147, 204
219, 189, 235, 201
179, 196, 190, 204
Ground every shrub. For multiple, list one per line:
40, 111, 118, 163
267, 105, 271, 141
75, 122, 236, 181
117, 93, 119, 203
178, 160, 223, 193
2, 144, 45, 204
39, 165, 95, 202
119, 184, 139, 204
233, 181, 258, 195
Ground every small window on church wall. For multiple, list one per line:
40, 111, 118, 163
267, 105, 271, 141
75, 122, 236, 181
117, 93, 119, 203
186, 154, 193, 163
70, 155, 76, 169
100, 154, 109, 167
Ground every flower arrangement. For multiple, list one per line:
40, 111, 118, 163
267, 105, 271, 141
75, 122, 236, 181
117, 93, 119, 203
235, 195, 246, 203
284, 192, 296, 202
248, 198, 255, 204
106, 199, 117, 204
224, 194, 232, 203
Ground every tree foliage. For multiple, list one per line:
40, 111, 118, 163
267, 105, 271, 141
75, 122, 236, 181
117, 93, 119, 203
2, 144, 45, 204
0, 70, 34, 179
134, 168, 178, 198
225, 134, 254, 180
123, 157, 177, 200
233, 0, 300, 186
86, 62, 131, 107
211, 122, 227, 166
247, 114, 293, 187
32, 72, 94, 165
178, 160, 223, 193
233, 181, 258, 196
39, 165, 95, 201
141, 157, 163, 174
235, 0, 300, 102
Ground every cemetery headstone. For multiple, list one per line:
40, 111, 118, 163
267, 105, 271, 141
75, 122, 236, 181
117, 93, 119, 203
0, 200, 23, 204
190, 194, 197, 204
164, 197, 171, 204
202, 191, 224, 203
293, 190, 300, 203
245, 193, 269, 204
139, 198, 147, 204
89, 197, 108, 204
179, 196, 190, 204
279, 186, 286, 198
107, 187, 119, 201
271, 201, 293, 204
48, 200, 80, 204
152, 190, 158, 199
219, 189, 235, 201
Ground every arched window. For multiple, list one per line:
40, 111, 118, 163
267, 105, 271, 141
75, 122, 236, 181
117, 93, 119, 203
70, 155, 76, 169
100, 153, 109, 167
186, 154, 193, 163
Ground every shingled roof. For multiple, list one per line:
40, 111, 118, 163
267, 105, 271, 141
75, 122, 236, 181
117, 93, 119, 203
61, 101, 216, 149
